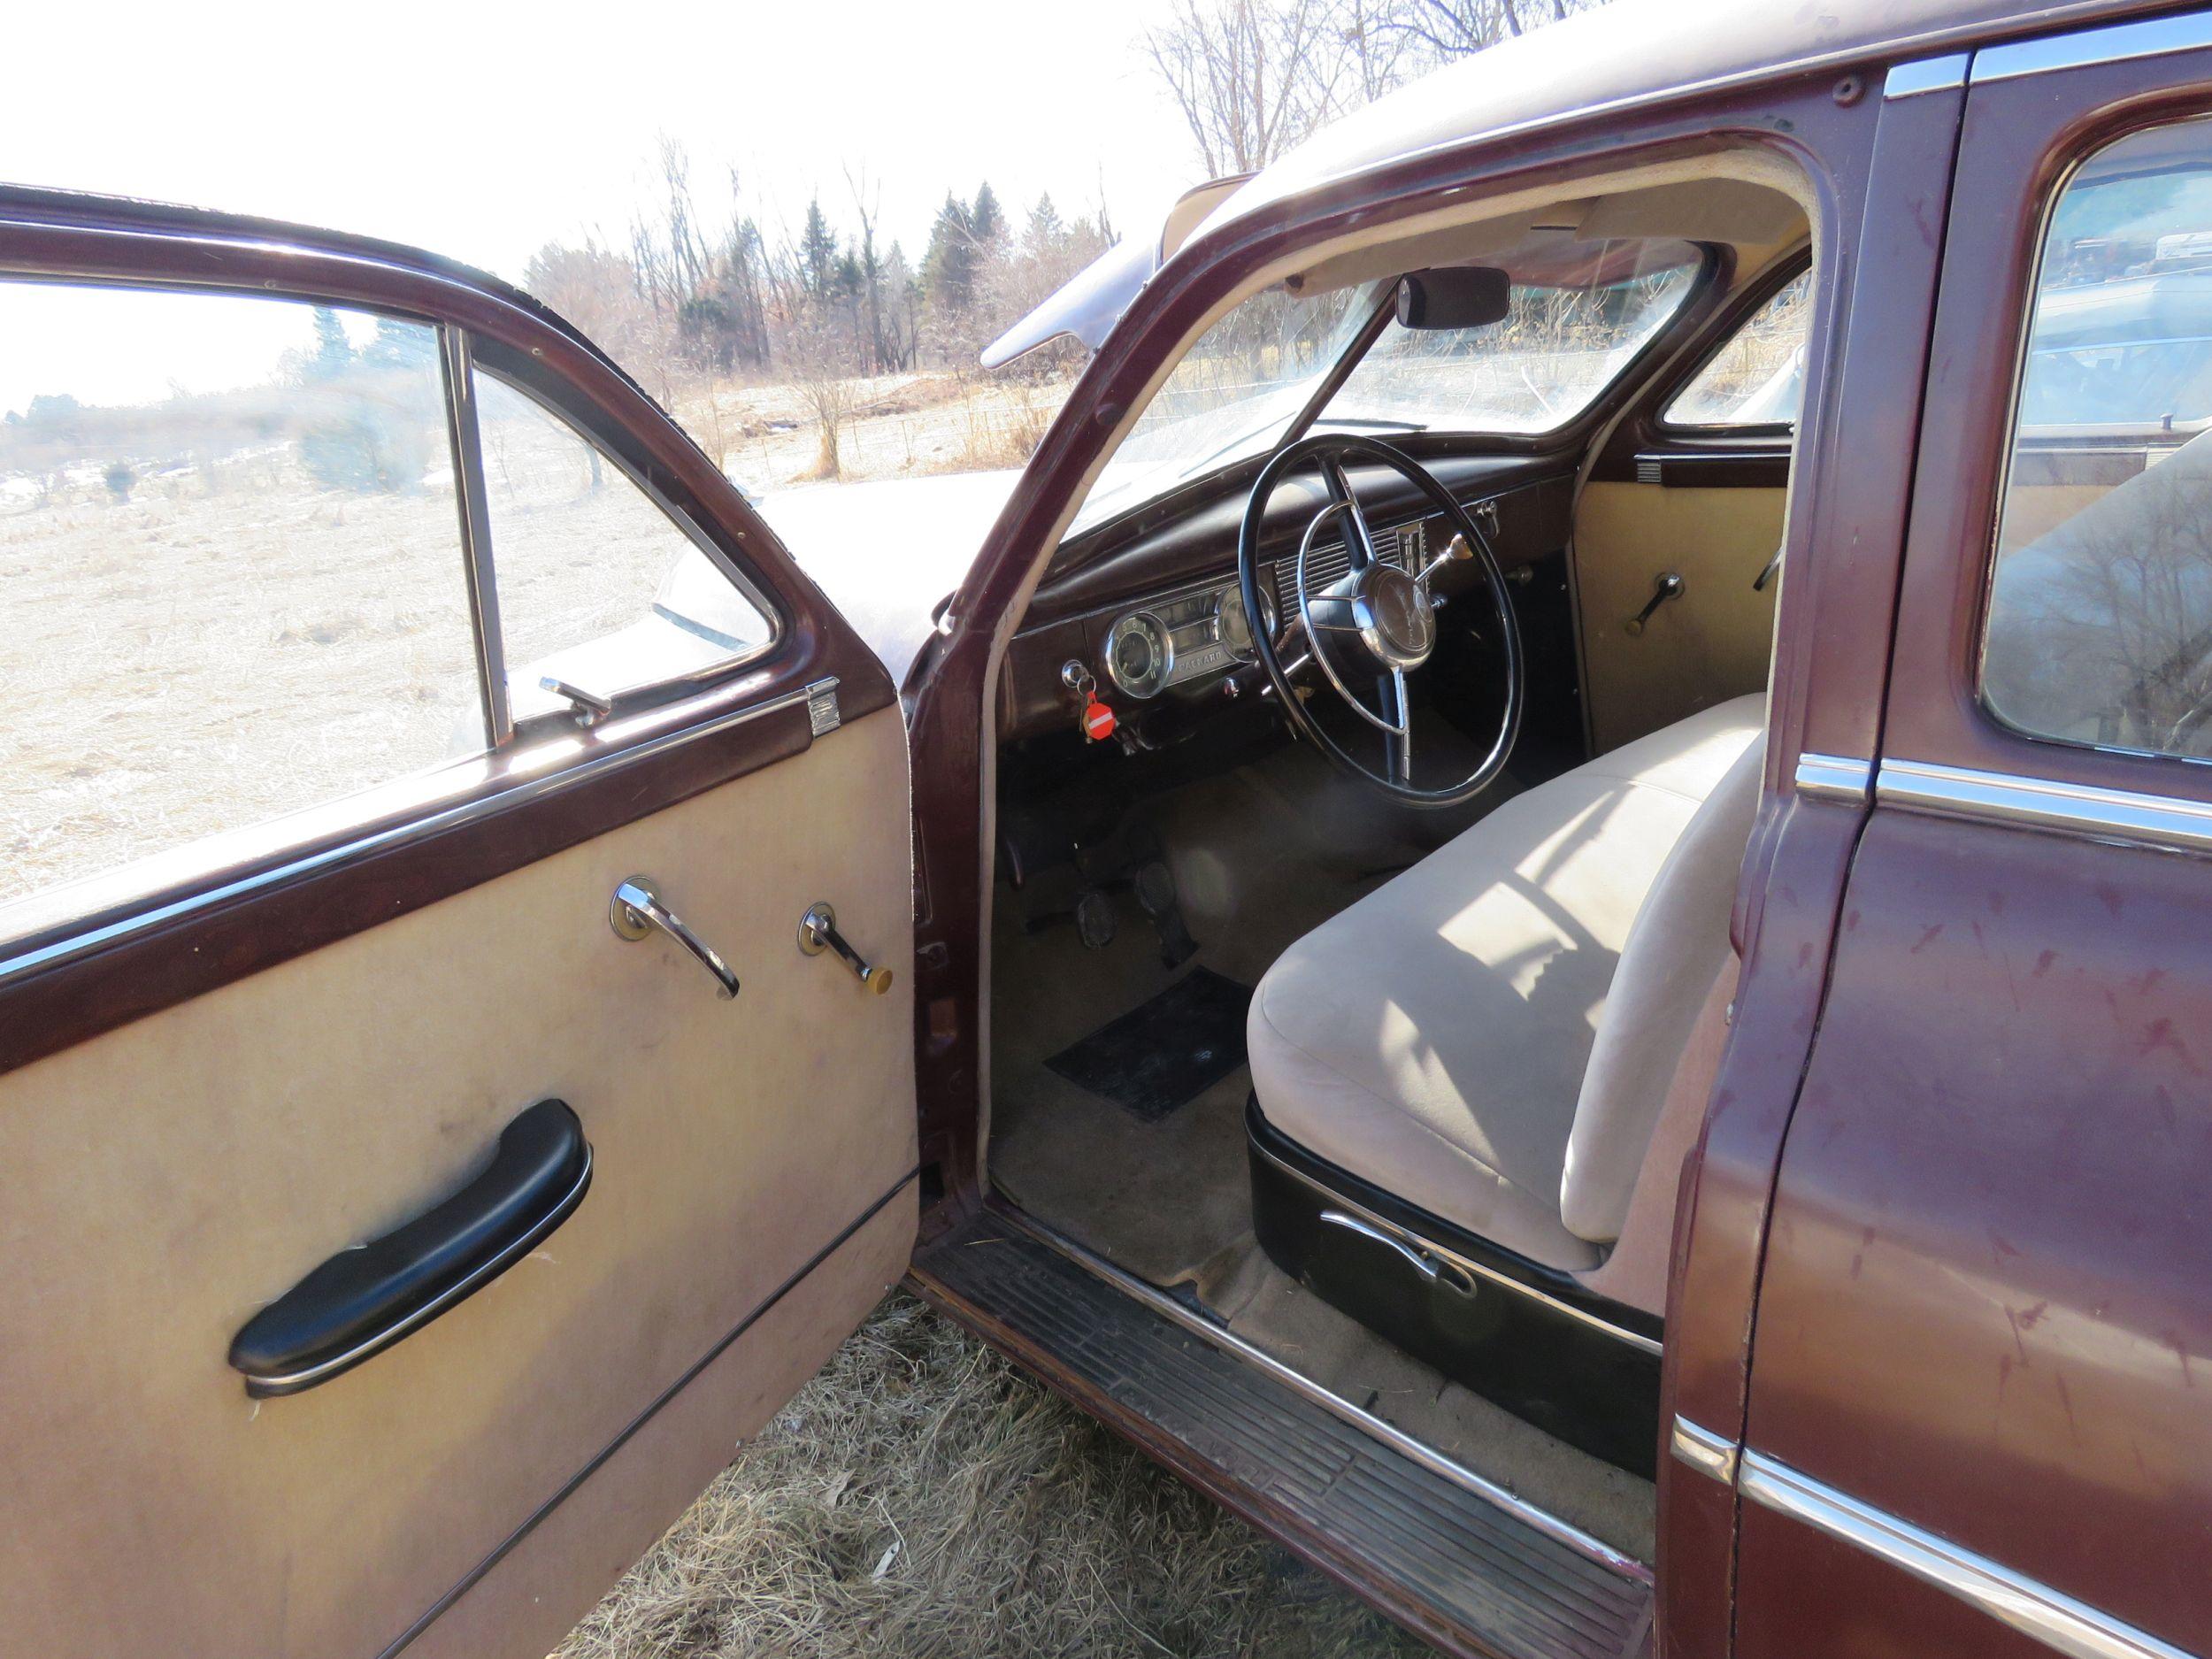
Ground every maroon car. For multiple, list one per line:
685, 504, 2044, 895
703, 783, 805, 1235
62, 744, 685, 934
5, 2, 2211, 1655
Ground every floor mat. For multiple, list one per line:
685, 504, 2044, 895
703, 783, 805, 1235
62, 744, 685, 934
1042, 967, 1252, 1121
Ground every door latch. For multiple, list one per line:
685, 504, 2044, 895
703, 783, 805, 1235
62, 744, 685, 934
798, 902, 894, 995
610, 877, 741, 999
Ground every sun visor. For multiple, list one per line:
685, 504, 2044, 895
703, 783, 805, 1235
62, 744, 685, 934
979, 174, 1253, 370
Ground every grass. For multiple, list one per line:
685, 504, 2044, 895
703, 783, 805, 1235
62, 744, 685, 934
553, 1292, 1430, 1659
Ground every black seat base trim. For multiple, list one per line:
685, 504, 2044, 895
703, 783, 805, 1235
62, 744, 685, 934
1248, 1097, 1662, 1479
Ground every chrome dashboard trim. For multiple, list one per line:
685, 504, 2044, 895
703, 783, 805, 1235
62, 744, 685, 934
991, 1197, 1654, 1580
1974, 10, 2212, 83
1878, 758, 2212, 857
1669, 1416, 1739, 1486
1251, 1132, 1664, 1357
1740, 1449, 2193, 1659
1794, 752, 1873, 804
1885, 51, 1970, 97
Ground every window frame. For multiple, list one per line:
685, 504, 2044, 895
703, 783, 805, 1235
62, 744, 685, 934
1972, 114, 2212, 771
0, 211, 818, 988
1653, 251, 1814, 439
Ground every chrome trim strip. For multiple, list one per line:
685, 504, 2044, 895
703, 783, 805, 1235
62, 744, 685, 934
1740, 1450, 2193, 1659
0, 677, 820, 991
1795, 752, 1873, 803
1885, 51, 1971, 97
1253, 1132, 1666, 1356
1669, 1416, 1739, 1486
241, 1141, 594, 1397
1974, 10, 2212, 83
989, 1200, 1655, 1580
1879, 758, 2212, 856
442, 326, 511, 747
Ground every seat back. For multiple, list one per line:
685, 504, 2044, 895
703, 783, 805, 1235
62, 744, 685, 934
1558, 726, 1766, 1243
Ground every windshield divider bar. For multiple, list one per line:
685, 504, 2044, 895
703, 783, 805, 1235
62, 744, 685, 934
1280, 287, 1400, 454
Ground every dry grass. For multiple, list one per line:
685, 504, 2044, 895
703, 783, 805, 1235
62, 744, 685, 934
554, 1293, 1429, 1659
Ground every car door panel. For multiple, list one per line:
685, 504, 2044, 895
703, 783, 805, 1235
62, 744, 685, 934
0, 707, 917, 1657
1739, 20, 2212, 1656
0, 196, 918, 1659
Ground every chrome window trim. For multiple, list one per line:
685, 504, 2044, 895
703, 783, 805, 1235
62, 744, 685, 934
1740, 1449, 2193, 1659
1794, 752, 1873, 803
992, 1198, 1655, 1580
1669, 1416, 1740, 1486
1886, 52, 1971, 98
442, 326, 512, 747
1250, 1131, 1664, 1358
1879, 757, 2212, 857
1974, 9, 2212, 84
0, 675, 839, 993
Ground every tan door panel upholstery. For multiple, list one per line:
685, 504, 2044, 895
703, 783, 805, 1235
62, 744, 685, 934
1575, 481, 1780, 753
0, 706, 916, 1659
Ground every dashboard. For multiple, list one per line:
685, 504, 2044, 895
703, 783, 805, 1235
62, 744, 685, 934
996, 459, 1575, 745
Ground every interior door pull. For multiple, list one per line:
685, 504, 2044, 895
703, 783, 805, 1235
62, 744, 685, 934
228, 1098, 591, 1397
610, 875, 741, 999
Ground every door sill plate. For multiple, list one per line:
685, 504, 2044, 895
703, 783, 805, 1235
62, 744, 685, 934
910, 1206, 1654, 1659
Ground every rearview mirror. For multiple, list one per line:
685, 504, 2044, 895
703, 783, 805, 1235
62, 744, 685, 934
1394, 267, 1510, 330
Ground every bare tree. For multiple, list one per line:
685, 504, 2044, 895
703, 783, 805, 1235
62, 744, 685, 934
1142, 0, 1348, 175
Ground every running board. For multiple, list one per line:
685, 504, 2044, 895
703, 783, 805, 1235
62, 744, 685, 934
910, 1208, 1654, 1659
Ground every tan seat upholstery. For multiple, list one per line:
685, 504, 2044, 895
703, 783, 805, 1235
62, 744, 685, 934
1247, 695, 1764, 1271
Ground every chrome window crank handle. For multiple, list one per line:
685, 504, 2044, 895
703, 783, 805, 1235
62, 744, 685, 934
609, 877, 741, 1000
798, 902, 894, 995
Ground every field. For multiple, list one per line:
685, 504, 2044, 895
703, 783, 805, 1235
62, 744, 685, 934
554, 1294, 1424, 1659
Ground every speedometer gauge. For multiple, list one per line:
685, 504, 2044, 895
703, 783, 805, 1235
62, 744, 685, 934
1104, 612, 1171, 698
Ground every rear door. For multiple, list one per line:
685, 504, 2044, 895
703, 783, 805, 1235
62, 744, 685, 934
0, 194, 918, 1657
1740, 15, 2212, 1656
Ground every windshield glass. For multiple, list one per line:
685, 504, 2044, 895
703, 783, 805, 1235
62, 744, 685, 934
1071, 236, 1701, 533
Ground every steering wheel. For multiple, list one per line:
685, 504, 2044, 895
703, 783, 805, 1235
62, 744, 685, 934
1237, 433, 1522, 809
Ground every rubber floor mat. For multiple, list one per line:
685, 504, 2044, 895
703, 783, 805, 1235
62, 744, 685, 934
1042, 967, 1252, 1121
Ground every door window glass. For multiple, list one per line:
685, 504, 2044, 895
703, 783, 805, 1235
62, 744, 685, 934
0, 282, 479, 915
474, 372, 770, 725
1664, 269, 1811, 427
1984, 119, 2212, 758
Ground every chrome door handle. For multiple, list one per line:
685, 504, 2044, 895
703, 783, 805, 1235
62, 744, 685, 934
609, 877, 740, 999
1319, 1210, 1477, 1298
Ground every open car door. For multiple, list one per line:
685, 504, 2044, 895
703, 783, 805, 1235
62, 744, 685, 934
0, 193, 918, 1658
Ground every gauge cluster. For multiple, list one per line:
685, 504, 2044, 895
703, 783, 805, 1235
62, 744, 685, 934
1101, 580, 1276, 699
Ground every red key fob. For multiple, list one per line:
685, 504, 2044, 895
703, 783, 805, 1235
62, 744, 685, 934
1081, 698, 1117, 742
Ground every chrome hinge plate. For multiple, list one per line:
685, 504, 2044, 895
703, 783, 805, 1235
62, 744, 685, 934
805, 677, 841, 737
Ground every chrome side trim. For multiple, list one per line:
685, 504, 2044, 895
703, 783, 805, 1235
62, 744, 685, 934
1879, 758, 2212, 857
1670, 1417, 1739, 1486
1740, 1450, 2193, 1659
805, 676, 841, 736
991, 1200, 1654, 1580
1794, 751, 1873, 803
0, 677, 822, 991
1975, 9, 2212, 83
241, 1141, 594, 1398
1252, 1131, 1665, 1357
1885, 51, 1970, 97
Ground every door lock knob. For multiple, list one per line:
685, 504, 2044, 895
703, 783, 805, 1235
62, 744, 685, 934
798, 902, 894, 995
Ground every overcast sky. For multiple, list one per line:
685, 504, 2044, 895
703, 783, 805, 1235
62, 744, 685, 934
3, 0, 1203, 283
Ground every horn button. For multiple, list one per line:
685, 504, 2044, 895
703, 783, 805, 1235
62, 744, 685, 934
1326, 561, 1436, 672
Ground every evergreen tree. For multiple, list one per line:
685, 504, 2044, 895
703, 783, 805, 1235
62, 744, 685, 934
1025, 193, 1066, 258
971, 181, 1005, 246
799, 196, 839, 297
921, 191, 979, 314
307, 307, 353, 380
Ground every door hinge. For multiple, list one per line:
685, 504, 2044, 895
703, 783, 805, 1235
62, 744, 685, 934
805, 677, 842, 737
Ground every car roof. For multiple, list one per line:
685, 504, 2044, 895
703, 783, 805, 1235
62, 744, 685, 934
1202, 0, 2165, 235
